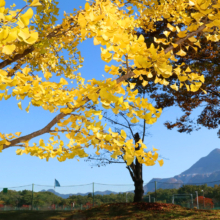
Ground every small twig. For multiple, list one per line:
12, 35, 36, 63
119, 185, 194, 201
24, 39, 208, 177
102, 115, 130, 129
119, 112, 135, 139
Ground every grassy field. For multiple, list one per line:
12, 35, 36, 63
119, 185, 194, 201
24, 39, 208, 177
0, 202, 220, 220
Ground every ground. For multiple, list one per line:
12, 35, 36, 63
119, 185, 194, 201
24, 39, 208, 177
0, 202, 220, 220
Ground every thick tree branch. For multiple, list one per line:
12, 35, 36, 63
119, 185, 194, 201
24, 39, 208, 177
0, 46, 34, 70
7, 60, 25, 77
164, 24, 207, 54
3, 112, 70, 150
0, 19, 78, 70
116, 23, 209, 84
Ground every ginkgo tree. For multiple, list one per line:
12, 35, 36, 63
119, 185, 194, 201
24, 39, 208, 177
0, 0, 217, 202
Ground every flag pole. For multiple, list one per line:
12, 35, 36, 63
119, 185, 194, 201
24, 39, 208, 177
54, 179, 55, 210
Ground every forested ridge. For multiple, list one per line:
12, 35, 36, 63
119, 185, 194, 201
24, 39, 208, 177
1, 184, 220, 207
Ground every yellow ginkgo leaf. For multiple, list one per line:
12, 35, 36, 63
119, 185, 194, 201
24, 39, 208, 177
85, 2, 90, 11
15, 132, 22, 137
104, 65, 111, 73
199, 0, 211, 10
147, 72, 153, 78
44, 71, 52, 80
153, 146, 159, 151
0, 84, 7, 90
0, 93, 4, 100
129, 82, 136, 89
152, 152, 159, 160
101, 51, 112, 62
172, 43, 178, 48
188, 37, 197, 42
60, 78, 68, 85
170, 83, 178, 91
131, 117, 139, 123
177, 30, 187, 38
16, 149, 24, 155
163, 31, 171, 37
18, 101, 22, 110
25, 102, 31, 113
194, 41, 201, 48
20, 8, 34, 26
176, 49, 186, 56
4, 94, 11, 100
206, 20, 220, 28
189, 0, 195, 6
158, 159, 164, 167
29, 0, 42, 7
2, 44, 15, 55
23, 31, 38, 44
93, 37, 100, 45
0, 0, 5, 7
142, 80, 148, 86
154, 76, 161, 84
185, 67, 191, 72
18, 28, 30, 40
78, 13, 87, 28
126, 155, 134, 166
22, 67, 31, 75
167, 23, 176, 32
4, 29, 17, 43
160, 79, 169, 86
191, 83, 202, 92
178, 75, 188, 82
95, 151, 100, 155
121, 130, 126, 139
185, 83, 190, 91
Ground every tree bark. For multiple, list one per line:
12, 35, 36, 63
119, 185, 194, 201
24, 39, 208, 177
130, 132, 144, 202
133, 159, 144, 202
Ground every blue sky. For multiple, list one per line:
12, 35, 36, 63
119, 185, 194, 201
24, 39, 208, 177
0, 0, 219, 195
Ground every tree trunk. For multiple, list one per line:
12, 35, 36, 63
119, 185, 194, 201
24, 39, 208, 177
132, 133, 144, 202
133, 161, 144, 202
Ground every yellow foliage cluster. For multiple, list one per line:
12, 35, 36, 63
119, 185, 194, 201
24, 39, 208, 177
1, 0, 219, 167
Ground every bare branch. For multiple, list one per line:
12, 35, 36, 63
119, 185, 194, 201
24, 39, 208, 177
88, 156, 125, 164
126, 166, 136, 182
207, 88, 220, 98
102, 115, 129, 129
119, 112, 135, 139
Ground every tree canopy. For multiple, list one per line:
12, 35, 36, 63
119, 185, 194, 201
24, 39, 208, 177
1, 0, 218, 168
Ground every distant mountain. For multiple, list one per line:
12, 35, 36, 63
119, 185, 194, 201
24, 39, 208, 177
41, 149, 220, 197
144, 148, 220, 193
181, 148, 220, 175
40, 189, 119, 199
